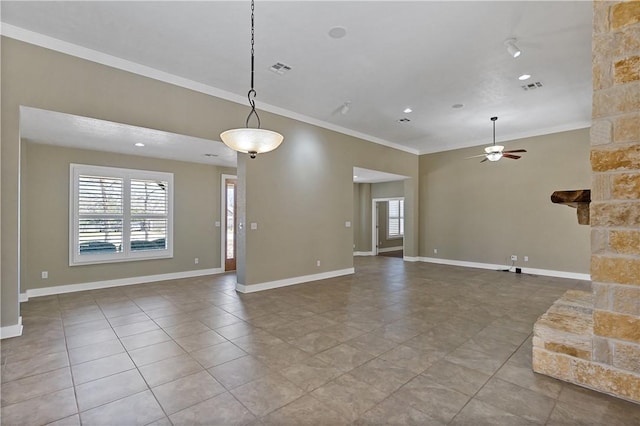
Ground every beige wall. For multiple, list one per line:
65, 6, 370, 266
353, 183, 372, 252
371, 181, 405, 199
419, 128, 591, 273
236, 119, 418, 286
1, 37, 418, 327
21, 142, 233, 291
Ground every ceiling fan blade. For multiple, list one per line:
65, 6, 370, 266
465, 154, 488, 159
503, 149, 527, 153
502, 154, 521, 159
480, 157, 489, 163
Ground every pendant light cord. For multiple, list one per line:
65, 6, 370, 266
246, 0, 261, 129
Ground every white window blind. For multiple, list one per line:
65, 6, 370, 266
388, 199, 404, 238
130, 179, 168, 252
70, 164, 173, 265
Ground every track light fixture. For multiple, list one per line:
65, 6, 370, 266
504, 38, 521, 58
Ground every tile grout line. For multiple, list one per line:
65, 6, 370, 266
446, 331, 536, 425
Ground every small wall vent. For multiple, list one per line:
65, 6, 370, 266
398, 118, 411, 123
269, 62, 292, 75
521, 81, 543, 91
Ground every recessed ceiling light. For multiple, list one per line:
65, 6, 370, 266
403, 108, 413, 114
519, 74, 531, 81
134, 142, 145, 147
452, 103, 464, 109
328, 27, 347, 39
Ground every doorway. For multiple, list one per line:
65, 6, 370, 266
372, 198, 404, 257
222, 175, 237, 271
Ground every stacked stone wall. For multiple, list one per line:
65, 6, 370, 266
591, 0, 640, 386
533, 0, 640, 403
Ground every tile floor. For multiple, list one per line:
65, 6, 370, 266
2, 257, 640, 425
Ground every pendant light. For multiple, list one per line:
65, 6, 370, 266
220, 0, 284, 158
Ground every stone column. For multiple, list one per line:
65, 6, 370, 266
532, 0, 640, 403
590, 0, 640, 392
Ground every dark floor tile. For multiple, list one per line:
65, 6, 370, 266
422, 359, 491, 396
393, 375, 470, 424
1, 387, 77, 426
170, 392, 256, 426
1, 367, 73, 406
152, 370, 226, 414
230, 373, 305, 417
80, 390, 165, 426
475, 377, 556, 424
450, 398, 540, 426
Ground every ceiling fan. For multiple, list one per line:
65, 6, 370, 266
467, 117, 526, 162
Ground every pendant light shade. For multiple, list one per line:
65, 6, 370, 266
220, 128, 284, 159
220, 0, 283, 158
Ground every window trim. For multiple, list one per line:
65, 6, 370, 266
387, 198, 404, 239
69, 164, 174, 266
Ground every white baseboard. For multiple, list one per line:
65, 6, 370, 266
378, 246, 403, 253
1, 316, 23, 339
236, 268, 355, 293
416, 257, 590, 281
20, 268, 223, 301
518, 266, 591, 281
353, 251, 375, 256
403, 256, 419, 262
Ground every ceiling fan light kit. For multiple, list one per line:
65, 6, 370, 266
467, 116, 527, 163
484, 144, 504, 162
220, 0, 284, 159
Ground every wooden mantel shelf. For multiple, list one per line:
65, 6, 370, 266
551, 190, 591, 225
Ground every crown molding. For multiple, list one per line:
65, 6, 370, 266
1, 24, 419, 156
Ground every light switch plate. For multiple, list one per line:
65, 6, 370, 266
215, 221, 221, 227
345, 221, 351, 228
250, 222, 258, 230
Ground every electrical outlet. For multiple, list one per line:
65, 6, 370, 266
41, 271, 48, 279
316, 260, 321, 267
434, 248, 438, 254
511, 255, 518, 261
524, 256, 529, 262
194, 258, 199, 265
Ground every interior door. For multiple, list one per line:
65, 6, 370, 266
224, 178, 237, 271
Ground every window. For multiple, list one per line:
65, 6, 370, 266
70, 164, 173, 265
388, 199, 404, 238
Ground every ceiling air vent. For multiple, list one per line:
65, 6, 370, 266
269, 62, 292, 75
521, 81, 543, 91
398, 118, 411, 123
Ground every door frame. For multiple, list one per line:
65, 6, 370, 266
371, 197, 404, 256
221, 174, 237, 271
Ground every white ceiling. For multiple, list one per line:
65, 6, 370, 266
20, 107, 238, 167
2, 1, 593, 156
353, 167, 407, 184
